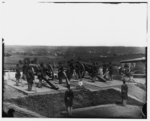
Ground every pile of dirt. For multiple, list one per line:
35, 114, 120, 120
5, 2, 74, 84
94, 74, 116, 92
5, 87, 143, 117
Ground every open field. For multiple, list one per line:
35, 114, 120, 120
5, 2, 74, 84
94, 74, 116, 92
4, 46, 146, 70
4, 55, 64, 70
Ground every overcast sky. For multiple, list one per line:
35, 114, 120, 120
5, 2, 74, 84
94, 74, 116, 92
1, 1, 147, 46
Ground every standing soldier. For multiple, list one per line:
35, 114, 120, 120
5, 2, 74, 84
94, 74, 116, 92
58, 62, 70, 86
91, 62, 98, 82
121, 80, 128, 106
37, 64, 43, 88
102, 63, 107, 77
66, 60, 74, 81
75, 61, 85, 81
22, 60, 29, 81
64, 85, 74, 117
108, 62, 113, 80
26, 66, 34, 91
15, 64, 21, 86
58, 63, 64, 84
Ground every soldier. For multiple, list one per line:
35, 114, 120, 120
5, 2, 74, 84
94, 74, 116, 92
102, 63, 107, 76
91, 62, 98, 82
26, 66, 34, 91
121, 80, 128, 106
37, 63, 46, 88
37, 64, 43, 88
15, 64, 21, 86
66, 60, 74, 81
75, 61, 84, 81
58, 63, 64, 84
64, 85, 74, 116
108, 62, 113, 80
123, 64, 130, 77
22, 60, 28, 81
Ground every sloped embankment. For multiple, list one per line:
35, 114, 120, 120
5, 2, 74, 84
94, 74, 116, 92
5, 87, 143, 117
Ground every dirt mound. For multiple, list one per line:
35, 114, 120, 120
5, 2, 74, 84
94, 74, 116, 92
5, 87, 143, 117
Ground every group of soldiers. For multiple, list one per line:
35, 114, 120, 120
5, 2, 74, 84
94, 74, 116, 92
15, 58, 114, 91
15, 59, 86, 91
119, 63, 135, 82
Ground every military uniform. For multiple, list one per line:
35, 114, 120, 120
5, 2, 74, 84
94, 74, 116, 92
37, 65, 43, 88
64, 88, 74, 116
66, 61, 74, 81
108, 63, 113, 80
26, 66, 34, 91
91, 64, 98, 82
22, 64, 28, 80
75, 62, 84, 80
64, 89, 74, 106
15, 65, 21, 86
121, 82, 128, 106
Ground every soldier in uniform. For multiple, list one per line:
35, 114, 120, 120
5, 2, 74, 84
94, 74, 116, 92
26, 66, 34, 91
121, 80, 128, 106
102, 63, 107, 76
91, 62, 98, 82
37, 63, 47, 88
58, 63, 64, 84
64, 85, 74, 116
37, 64, 43, 88
75, 61, 84, 81
108, 62, 113, 80
15, 64, 21, 86
66, 60, 74, 81
22, 60, 29, 81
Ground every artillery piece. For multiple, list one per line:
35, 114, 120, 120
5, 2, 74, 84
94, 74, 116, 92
29, 63, 59, 90
78, 61, 107, 82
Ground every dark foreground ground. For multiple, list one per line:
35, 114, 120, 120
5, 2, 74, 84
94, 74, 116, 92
3, 85, 144, 118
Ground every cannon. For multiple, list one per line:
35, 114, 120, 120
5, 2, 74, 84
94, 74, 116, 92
77, 61, 107, 82
29, 64, 59, 90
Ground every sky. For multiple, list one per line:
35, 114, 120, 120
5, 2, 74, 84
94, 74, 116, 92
1, 1, 148, 46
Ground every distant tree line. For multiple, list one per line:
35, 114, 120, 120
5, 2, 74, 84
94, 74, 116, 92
4, 53, 11, 57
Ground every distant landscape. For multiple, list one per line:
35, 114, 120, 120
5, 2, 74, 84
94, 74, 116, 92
4, 45, 146, 70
